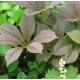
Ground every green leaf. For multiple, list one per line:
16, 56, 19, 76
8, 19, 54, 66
74, 74, 80, 79
45, 68, 60, 79
0, 2, 13, 11
67, 30, 80, 44
0, 74, 9, 79
7, 6, 24, 23
27, 71, 38, 79
0, 44, 11, 55
66, 65, 78, 78
28, 61, 38, 70
0, 14, 7, 24
17, 72, 27, 79
8, 60, 19, 72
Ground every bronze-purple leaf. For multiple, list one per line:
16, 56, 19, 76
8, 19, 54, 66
13, 1, 60, 16
26, 42, 43, 54
0, 24, 23, 43
58, 1, 80, 22
0, 34, 23, 45
33, 30, 58, 43
20, 13, 35, 42
5, 47, 23, 66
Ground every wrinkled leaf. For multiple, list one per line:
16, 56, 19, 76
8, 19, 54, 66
5, 47, 23, 66
20, 13, 35, 42
52, 36, 71, 56
58, 1, 80, 22
0, 24, 23, 43
26, 42, 43, 54
33, 30, 57, 43
0, 34, 22, 45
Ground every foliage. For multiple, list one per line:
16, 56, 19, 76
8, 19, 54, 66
0, 1, 80, 79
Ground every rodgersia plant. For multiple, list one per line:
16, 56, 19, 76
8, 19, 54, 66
0, 12, 57, 66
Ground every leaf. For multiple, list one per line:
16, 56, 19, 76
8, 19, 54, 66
58, 1, 80, 22
0, 23, 23, 43
66, 65, 78, 78
67, 30, 80, 44
33, 30, 57, 43
27, 71, 38, 79
53, 20, 65, 38
52, 56, 61, 69
0, 44, 11, 55
20, 13, 35, 42
74, 74, 80, 79
47, 1, 61, 8
12, 1, 46, 10
26, 42, 43, 54
45, 68, 60, 79
7, 6, 23, 22
0, 74, 9, 79
0, 34, 22, 45
37, 22, 49, 33
0, 2, 13, 11
64, 47, 79, 64
36, 52, 51, 63
5, 47, 23, 66
17, 72, 27, 79
28, 61, 38, 70
8, 60, 19, 72
0, 14, 7, 24
52, 36, 72, 56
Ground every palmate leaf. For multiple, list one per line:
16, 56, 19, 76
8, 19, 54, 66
20, 13, 35, 42
58, 1, 80, 22
5, 47, 23, 66
67, 30, 80, 44
26, 42, 43, 54
33, 30, 57, 43
0, 24, 23, 43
